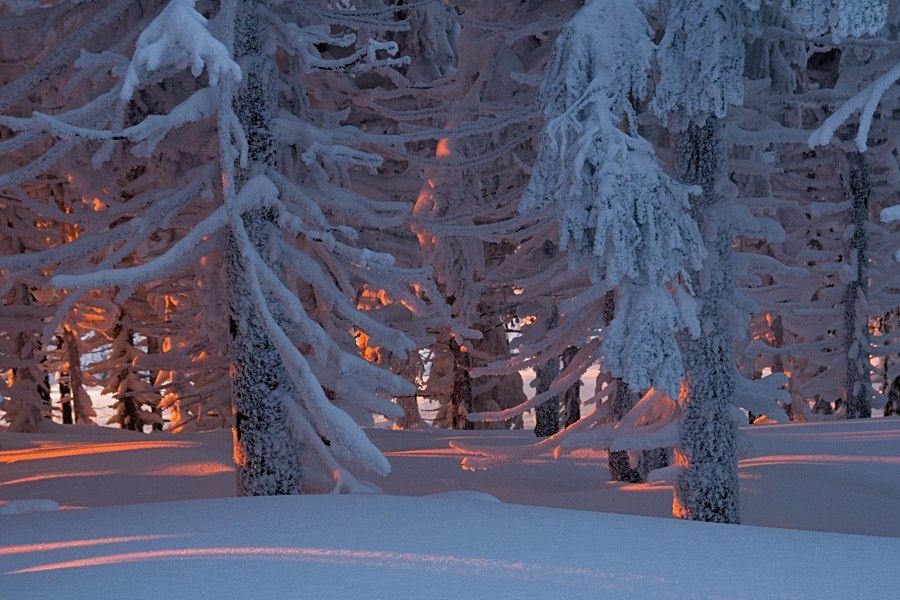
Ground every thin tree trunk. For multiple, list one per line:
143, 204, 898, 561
146, 337, 163, 431
59, 377, 73, 424
600, 291, 667, 481
560, 345, 581, 428
114, 330, 143, 432
842, 151, 872, 419
533, 306, 560, 437
56, 334, 73, 424
673, 118, 740, 524
62, 327, 92, 425
227, 0, 302, 495
471, 314, 526, 430
395, 395, 423, 429
38, 373, 52, 418
812, 395, 834, 415
602, 291, 639, 480
608, 379, 642, 482
886, 375, 900, 417
447, 338, 473, 430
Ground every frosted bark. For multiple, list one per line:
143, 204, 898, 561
533, 306, 560, 438
673, 119, 740, 524
561, 346, 581, 428
608, 380, 642, 483
227, 1, 301, 496
842, 151, 873, 419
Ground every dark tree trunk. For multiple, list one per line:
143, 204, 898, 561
842, 151, 872, 419
38, 373, 52, 414
601, 292, 668, 481
447, 338, 474, 430
146, 337, 164, 431
812, 396, 834, 415
115, 331, 143, 432
561, 346, 581, 428
58, 376, 73, 424
56, 333, 74, 424
638, 448, 669, 481
533, 306, 560, 437
608, 380, 642, 482
885, 376, 900, 417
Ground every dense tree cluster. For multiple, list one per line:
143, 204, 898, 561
0, 0, 897, 522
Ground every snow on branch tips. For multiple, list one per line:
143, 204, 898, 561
121, 0, 241, 101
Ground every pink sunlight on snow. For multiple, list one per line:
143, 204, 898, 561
3, 418, 899, 537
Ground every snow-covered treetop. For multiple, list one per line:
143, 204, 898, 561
121, 0, 242, 101
536, 0, 651, 122
520, 0, 705, 398
651, 0, 745, 127
524, 0, 704, 286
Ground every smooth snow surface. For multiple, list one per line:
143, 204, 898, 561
2, 494, 898, 600
2, 419, 899, 536
2, 419, 900, 598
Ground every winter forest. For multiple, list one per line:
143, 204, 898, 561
0, 0, 899, 598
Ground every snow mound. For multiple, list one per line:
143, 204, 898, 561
0, 498, 59, 515
426, 490, 502, 503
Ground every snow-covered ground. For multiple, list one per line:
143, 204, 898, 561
3, 419, 899, 535
3, 494, 898, 600
2, 419, 899, 598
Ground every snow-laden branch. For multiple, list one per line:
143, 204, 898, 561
48, 174, 266, 290
121, 0, 241, 101
33, 87, 220, 157
233, 216, 395, 477
808, 58, 900, 151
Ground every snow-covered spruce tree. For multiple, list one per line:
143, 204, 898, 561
803, 3, 898, 418
517, 0, 705, 476
0, 0, 207, 430
95, 304, 163, 431
737, 1, 896, 420
0, 166, 63, 431
452, 0, 715, 486
0, 0, 458, 493
650, 0, 747, 524
436, 0, 607, 444
728, 5, 810, 422
0, 283, 52, 431
60, 328, 96, 424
